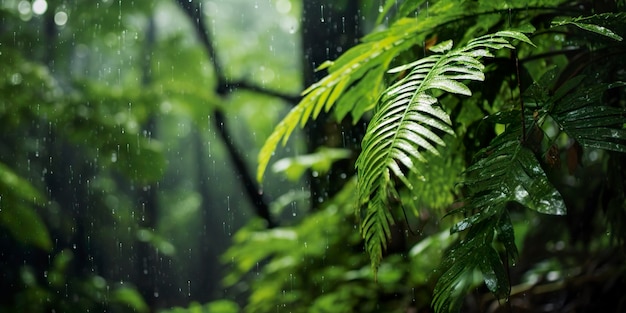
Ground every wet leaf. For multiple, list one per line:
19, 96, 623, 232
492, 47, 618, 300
553, 18, 623, 41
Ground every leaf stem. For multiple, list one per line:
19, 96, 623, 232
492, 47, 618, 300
514, 51, 526, 142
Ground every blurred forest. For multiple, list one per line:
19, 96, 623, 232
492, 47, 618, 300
1, 0, 625, 313
1, 0, 308, 311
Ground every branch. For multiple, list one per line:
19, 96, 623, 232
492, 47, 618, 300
227, 80, 301, 104
175, 0, 299, 104
175, 0, 225, 84
175, 0, 278, 228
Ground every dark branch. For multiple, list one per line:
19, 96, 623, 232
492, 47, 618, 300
214, 111, 276, 228
175, 0, 278, 228
175, 0, 226, 84
227, 80, 301, 104
175, 0, 299, 104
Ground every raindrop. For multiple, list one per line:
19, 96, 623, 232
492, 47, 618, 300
10, 73, 22, 85
18, 1, 31, 16
54, 11, 68, 26
32, 0, 47, 15
320, 5, 325, 22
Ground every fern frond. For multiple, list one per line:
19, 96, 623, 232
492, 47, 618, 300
355, 31, 533, 274
256, 18, 442, 183
432, 123, 566, 313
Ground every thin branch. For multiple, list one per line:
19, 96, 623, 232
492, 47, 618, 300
175, 0, 299, 104
228, 80, 301, 103
175, 0, 225, 85
175, 0, 278, 228
214, 111, 276, 227
514, 50, 526, 143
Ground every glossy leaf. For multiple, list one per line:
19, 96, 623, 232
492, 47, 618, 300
550, 81, 626, 153
552, 13, 624, 41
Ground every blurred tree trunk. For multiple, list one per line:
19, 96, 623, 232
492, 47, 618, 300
41, 6, 96, 286
135, 16, 163, 312
190, 128, 221, 303
301, 0, 363, 210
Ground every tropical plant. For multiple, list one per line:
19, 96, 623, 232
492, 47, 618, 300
243, 0, 626, 312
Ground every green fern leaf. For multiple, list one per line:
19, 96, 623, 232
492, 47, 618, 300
433, 124, 565, 313
460, 129, 566, 220
356, 31, 532, 275
550, 81, 626, 153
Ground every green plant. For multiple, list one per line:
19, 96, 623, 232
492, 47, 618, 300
248, 0, 626, 312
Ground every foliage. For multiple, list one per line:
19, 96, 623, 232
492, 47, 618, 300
1, 0, 301, 311
251, 0, 626, 312
356, 31, 534, 274
223, 179, 449, 313
3, 0, 626, 312
159, 300, 240, 313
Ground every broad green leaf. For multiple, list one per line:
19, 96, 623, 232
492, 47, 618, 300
0, 202, 52, 251
0, 162, 45, 206
0, 162, 51, 251
112, 287, 149, 313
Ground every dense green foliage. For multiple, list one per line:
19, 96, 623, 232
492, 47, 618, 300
1, 0, 299, 312
249, 0, 626, 312
2, 0, 626, 312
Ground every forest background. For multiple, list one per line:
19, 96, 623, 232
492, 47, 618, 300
1, 0, 625, 313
